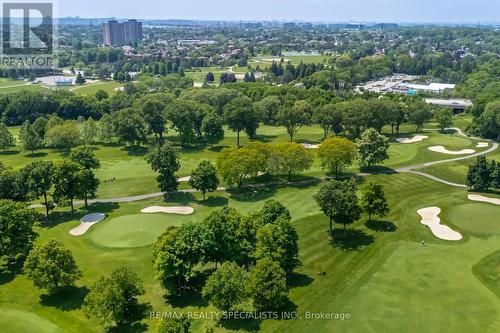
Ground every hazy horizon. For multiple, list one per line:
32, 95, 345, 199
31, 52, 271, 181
56, 0, 500, 23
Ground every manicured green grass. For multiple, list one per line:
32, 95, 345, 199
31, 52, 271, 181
446, 202, 500, 236
70, 82, 123, 96
0, 308, 66, 333
473, 250, 500, 298
90, 213, 189, 248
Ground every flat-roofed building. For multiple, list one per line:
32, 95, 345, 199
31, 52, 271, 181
424, 98, 473, 113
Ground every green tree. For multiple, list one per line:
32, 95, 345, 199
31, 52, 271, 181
19, 120, 43, 154
199, 207, 241, 267
202, 262, 247, 311
217, 147, 266, 188
466, 156, 492, 191
98, 113, 115, 143
75, 73, 86, 85
0, 123, 15, 151
473, 101, 500, 140
276, 100, 312, 142
434, 108, 454, 132
76, 169, 100, 208
32, 117, 48, 140
157, 317, 192, 333
360, 183, 390, 221
314, 180, 362, 237
23, 239, 81, 294
146, 142, 181, 196
0, 200, 38, 264
112, 108, 148, 147
45, 121, 81, 149
153, 224, 203, 296
248, 258, 287, 310
83, 267, 145, 327
52, 160, 82, 213
312, 104, 344, 139
254, 95, 281, 125
356, 128, 390, 168
224, 96, 258, 147
139, 95, 168, 143
201, 112, 224, 146
23, 161, 54, 219
259, 199, 291, 225
317, 137, 357, 179
70, 146, 101, 170
80, 117, 98, 146
408, 101, 433, 132
95, 89, 109, 101
189, 161, 219, 200
268, 142, 313, 181
255, 216, 299, 272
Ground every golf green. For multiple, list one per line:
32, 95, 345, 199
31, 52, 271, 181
90, 214, 186, 248
446, 203, 500, 236
0, 308, 67, 333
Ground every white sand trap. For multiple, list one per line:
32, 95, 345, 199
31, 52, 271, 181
468, 194, 500, 205
428, 146, 475, 155
141, 206, 194, 215
476, 142, 489, 148
177, 176, 191, 182
69, 213, 106, 236
417, 207, 462, 241
301, 143, 319, 149
396, 135, 428, 144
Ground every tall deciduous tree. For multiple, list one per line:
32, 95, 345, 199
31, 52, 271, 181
23, 161, 54, 219
23, 239, 82, 294
146, 141, 181, 196
356, 128, 390, 168
52, 160, 82, 213
268, 142, 313, 181
312, 103, 343, 139
19, 120, 42, 154
83, 267, 145, 327
276, 100, 312, 142
408, 101, 433, 132
314, 180, 362, 237
217, 147, 266, 188
0, 123, 14, 151
248, 258, 288, 310
224, 96, 258, 147
0, 200, 38, 264
189, 161, 219, 200
317, 137, 357, 179
434, 108, 454, 132
202, 262, 247, 311
360, 183, 390, 221
201, 112, 224, 146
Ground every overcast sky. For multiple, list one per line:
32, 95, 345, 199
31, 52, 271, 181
58, 0, 500, 23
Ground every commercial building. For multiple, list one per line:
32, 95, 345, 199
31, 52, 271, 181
102, 20, 143, 46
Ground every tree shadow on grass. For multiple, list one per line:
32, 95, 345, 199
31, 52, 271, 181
25, 152, 48, 158
41, 202, 120, 229
122, 146, 148, 156
107, 301, 151, 333
0, 149, 21, 156
365, 220, 397, 233
329, 229, 374, 251
286, 272, 314, 289
359, 166, 398, 175
208, 145, 229, 152
40, 285, 89, 311
0, 260, 23, 285
228, 186, 278, 203
219, 317, 261, 332
253, 134, 277, 143
197, 196, 229, 207
165, 192, 196, 205
164, 271, 210, 309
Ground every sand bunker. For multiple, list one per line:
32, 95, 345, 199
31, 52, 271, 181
476, 142, 489, 148
468, 194, 500, 206
177, 176, 191, 182
141, 206, 194, 215
301, 143, 319, 149
396, 135, 428, 144
417, 207, 462, 241
69, 213, 106, 236
428, 146, 475, 155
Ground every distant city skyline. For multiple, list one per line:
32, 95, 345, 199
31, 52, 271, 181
57, 0, 500, 23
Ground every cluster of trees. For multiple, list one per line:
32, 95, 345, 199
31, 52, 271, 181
153, 201, 299, 312
466, 156, 500, 192
315, 180, 390, 237
0, 147, 100, 216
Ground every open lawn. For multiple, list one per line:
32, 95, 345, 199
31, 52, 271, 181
70, 81, 123, 96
